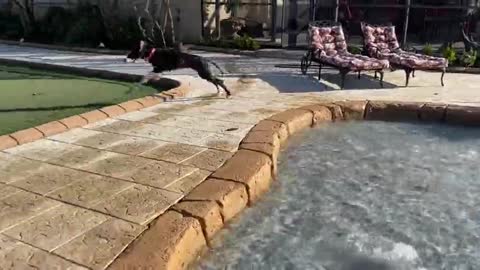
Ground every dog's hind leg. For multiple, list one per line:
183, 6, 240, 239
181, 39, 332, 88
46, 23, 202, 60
214, 84, 221, 96
215, 79, 231, 98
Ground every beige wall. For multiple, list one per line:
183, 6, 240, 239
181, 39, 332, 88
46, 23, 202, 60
170, 0, 203, 43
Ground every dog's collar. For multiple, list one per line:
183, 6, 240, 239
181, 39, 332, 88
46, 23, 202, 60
146, 48, 156, 62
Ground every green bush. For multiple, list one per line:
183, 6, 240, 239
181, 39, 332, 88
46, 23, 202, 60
204, 39, 234, 48
40, 7, 74, 43
442, 45, 457, 64
64, 4, 105, 47
103, 16, 142, 50
233, 35, 260, 51
348, 45, 362, 55
202, 35, 261, 51
423, 43, 433, 56
460, 49, 478, 67
0, 12, 23, 39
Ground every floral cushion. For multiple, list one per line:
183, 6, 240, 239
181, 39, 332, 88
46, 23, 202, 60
310, 25, 347, 56
361, 24, 400, 57
379, 50, 448, 69
317, 52, 390, 71
361, 22, 448, 69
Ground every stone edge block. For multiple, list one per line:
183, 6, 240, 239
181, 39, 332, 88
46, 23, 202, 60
118, 101, 144, 112
420, 103, 448, 122
364, 100, 424, 121
59, 115, 88, 129
211, 149, 273, 204
267, 108, 314, 135
107, 211, 206, 270
172, 200, 224, 241
134, 96, 164, 107
299, 104, 335, 123
334, 100, 368, 121
36, 121, 68, 137
10, 128, 44, 145
184, 178, 249, 223
79, 110, 109, 124
0, 135, 18, 150
445, 105, 480, 126
99, 105, 127, 118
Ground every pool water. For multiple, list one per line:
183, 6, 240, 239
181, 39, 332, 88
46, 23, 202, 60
195, 121, 480, 270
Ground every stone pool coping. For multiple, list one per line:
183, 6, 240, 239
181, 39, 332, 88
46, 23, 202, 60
0, 58, 191, 151
107, 100, 480, 270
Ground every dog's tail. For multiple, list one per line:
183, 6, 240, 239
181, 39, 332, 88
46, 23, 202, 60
207, 60, 226, 76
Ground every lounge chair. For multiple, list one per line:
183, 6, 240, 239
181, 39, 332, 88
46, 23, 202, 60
360, 22, 448, 87
300, 21, 389, 89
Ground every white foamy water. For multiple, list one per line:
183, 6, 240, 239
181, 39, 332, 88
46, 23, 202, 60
195, 122, 480, 270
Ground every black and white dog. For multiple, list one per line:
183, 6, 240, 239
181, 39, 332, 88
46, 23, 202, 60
125, 41, 231, 97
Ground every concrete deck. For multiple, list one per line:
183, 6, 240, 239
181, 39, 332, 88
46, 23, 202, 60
1, 44, 480, 269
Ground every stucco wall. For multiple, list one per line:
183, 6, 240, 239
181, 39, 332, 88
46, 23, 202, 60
169, 0, 203, 43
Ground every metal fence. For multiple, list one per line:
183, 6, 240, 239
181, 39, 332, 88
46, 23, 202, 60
198, 0, 480, 47
286, 0, 480, 47
201, 0, 278, 42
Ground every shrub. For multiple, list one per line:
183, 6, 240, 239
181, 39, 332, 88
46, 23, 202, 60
64, 3, 105, 47
348, 45, 362, 55
442, 45, 457, 64
0, 12, 23, 40
423, 43, 433, 56
233, 35, 260, 51
205, 39, 234, 48
103, 16, 143, 50
460, 49, 478, 67
40, 7, 74, 44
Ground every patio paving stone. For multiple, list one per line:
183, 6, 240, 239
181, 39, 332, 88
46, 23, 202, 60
91, 185, 182, 225
53, 218, 145, 270
4, 204, 107, 251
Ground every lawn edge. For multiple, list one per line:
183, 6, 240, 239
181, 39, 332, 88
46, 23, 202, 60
0, 39, 128, 55
0, 60, 191, 150
107, 100, 480, 270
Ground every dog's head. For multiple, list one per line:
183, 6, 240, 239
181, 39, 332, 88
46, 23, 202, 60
125, 40, 153, 63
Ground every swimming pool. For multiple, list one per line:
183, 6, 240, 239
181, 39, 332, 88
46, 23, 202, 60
195, 121, 480, 270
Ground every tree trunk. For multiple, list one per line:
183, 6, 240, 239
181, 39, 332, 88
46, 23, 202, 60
164, 0, 176, 44
12, 0, 36, 38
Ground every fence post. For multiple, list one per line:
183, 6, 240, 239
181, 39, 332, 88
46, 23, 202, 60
271, 0, 277, 42
334, 0, 339, 22
200, 0, 205, 39
402, 0, 410, 47
215, 0, 220, 39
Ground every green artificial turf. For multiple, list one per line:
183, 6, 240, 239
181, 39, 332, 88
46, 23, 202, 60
0, 65, 161, 135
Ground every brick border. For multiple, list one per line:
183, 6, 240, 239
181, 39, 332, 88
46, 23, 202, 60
0, 65, 191, 151
107, 100, 480, 270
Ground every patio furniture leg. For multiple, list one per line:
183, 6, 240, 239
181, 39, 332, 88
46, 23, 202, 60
318, 65, 322, 80
441, 69, 446, 87
357, 71, 361, 79
405, 68, 412, 87
340, 70, 348, 89
412, 70, 415, 78
374, 71, 378, 79
379, 70, 384, 88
